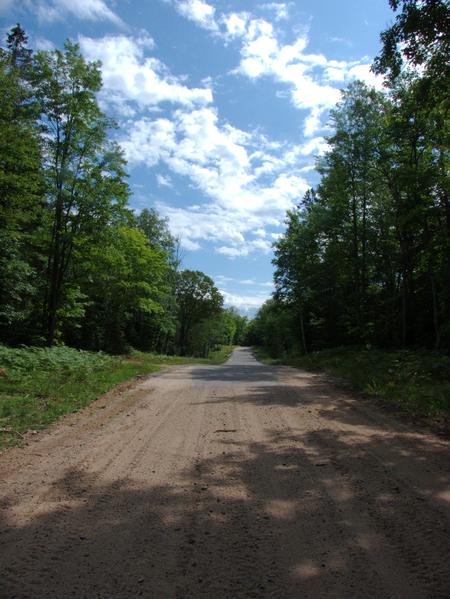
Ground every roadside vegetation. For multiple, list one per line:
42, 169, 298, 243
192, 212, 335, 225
248, 2, 450, 422
254, 346, 450, 419
0, 344, 234, 449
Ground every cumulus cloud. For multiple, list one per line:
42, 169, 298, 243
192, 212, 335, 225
79, 35, 213, 110
121, 108, 309, 216
231, 18, 386, 134
83, 29, 320, 259
119, 105, 310, 255
221, 12, 250, 39
347, 64, 384, 90
75, 16, 381, 261
298, 136, 329, 156
233, 19, 341, 135
173, 0, 218, 31
166, 3, 386, 136
155, 202, 249, 252
220, 290, 272, 313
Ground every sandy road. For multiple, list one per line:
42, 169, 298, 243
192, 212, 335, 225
1, 347, 449, 599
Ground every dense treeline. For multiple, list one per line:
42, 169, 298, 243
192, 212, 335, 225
0, 27, 247, 355
248, 0, 449, 356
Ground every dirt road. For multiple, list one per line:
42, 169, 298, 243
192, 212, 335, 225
1, 347, 449, 598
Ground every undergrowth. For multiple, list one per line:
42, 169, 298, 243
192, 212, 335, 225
254, 346, 450, 419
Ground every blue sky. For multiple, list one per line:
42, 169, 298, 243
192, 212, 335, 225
1, 0, 393, 314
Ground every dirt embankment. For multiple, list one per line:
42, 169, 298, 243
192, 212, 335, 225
1, 348, 449, 598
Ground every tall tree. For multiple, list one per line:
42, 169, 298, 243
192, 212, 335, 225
0, 26, 43, 342
6, 23, 32, 68
31, 41, 129, 345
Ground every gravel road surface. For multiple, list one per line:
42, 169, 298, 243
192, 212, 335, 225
1, 347, 449, 598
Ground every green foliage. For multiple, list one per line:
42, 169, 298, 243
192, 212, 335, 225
176, 270, 224, 355
266, 347, 450, 418
270, 74, 449, 352
30, 40, 130, 344
0, 344, 117, 447
0, 35, 43, 341
245, 299, 298, 357
373, 0, 450, 83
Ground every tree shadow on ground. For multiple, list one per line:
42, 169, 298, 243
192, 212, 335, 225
183, 364, 280, 384
1, 384, 450, 598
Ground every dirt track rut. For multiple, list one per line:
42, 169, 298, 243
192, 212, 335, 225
1, 347, 449, 598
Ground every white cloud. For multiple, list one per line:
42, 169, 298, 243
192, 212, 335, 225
172, 0, 218, 31
120, 104, 311, 257
234, 19, 341, 129
221, 12, 250, 39
156, 203, 249, 252
120, 117, 177, 166
253, 228, 267, 237
220, 290, 272, 313
79, 35, 213, 109
166, 2, 385, 137
156, 174, 173, 187
122, 108, 309, 219
260, 3, 290, 21
31, 0, 122, 25
179, 237, 202, 251
347, 64, 384, 90
299, 136, 329, 156
216, 246, 248, 257
232, 20, 386, 134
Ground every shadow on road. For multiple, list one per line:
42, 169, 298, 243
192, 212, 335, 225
1, 379, 450, 598
186, 364, 279, 384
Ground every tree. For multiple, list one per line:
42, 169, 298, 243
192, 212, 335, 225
6, 23, 32, 68
176, 270, 223, 355
245, 299, 297, 357
373, 0, 450, 82
136, 208, 178, 265
134, 208, 181, 352
373, 1, 449, 348
72, 227, 168, 353
0, 26, 43, 343
31, 41, 129, 345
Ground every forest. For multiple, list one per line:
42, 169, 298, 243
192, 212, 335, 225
0, 1, 449, 435
0, 26, 247, 357
248, 0, 449, 358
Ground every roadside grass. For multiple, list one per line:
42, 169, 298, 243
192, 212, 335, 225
254, 346, 450, 420
0, 344, 234, 450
